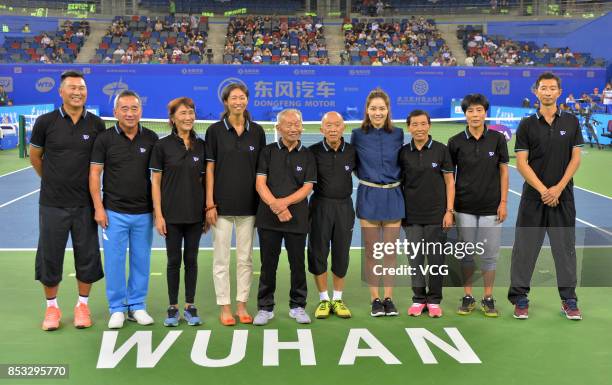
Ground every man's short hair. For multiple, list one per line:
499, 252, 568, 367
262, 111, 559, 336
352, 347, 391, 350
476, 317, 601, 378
276, 109, 302, 126
59, 70, 85, 87
113, 90, 142, 110
535, 72, 562, 89
461, 93, 490, 113
406, 109, 431, 125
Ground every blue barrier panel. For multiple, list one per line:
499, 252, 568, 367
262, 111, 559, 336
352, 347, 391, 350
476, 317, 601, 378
0, 64, 605, 121
0, 104, 54, 150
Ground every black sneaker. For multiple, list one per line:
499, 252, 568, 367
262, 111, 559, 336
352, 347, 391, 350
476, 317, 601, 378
480, 297, 499, 317
370, 298, 385, 317
382, 297, 399, 316
457, 295, 476, 315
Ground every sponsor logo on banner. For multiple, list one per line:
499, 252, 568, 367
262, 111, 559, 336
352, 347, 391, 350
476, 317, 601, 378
348, 69, 371, 76
412, 79, 429, 96
522, 70, 530, 77
491, 80, 510, 95
181, 68, 204, 75
237, 68, 259, 75
252, 80, 336, 108
13, 67, 22, 74
102, 77, 129, 104
0, 77, 13, 92
36, 77, 55, 93
82, 67, 91, 74
217, 77, 247, 103
293, 69, 316, 76
457, 70, 466, 77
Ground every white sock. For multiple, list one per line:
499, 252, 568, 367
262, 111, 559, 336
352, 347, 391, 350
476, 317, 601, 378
332, 291, 343, 301
78, 295, 89, 305
319, 291, 330, 301
46, 298, 58, 308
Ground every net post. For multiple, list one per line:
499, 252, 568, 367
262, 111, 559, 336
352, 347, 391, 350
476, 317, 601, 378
18, 114, 27, 159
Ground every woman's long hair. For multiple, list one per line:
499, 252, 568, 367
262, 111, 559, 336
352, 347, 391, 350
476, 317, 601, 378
220, 82, 252, 121
360, 88, 393, 133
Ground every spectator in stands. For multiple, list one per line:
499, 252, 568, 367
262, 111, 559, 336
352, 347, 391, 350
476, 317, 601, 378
0, 85, 9, 106
22, 24, 30, 33
465, 55, 474, 66
41, 33, 51, 47
540, 44, 550, 53
603, 83, 612, 114
591, 87, 602, 103
169, 0, 175, 17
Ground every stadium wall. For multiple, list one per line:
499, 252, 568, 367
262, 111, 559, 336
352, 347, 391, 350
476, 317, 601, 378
0, 64, 605, 121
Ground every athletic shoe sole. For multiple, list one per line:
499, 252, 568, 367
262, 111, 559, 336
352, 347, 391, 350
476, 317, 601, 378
370, 311, 385, 317
561, 311, 582, 320
513, 314, 528, 319
481, 306, 499, 318
385, 311, 399, 316
164, 320, 179, 327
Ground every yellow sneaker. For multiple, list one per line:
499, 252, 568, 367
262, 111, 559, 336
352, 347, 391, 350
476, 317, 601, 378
314, 300, 331, 319
331, 300, 352, 318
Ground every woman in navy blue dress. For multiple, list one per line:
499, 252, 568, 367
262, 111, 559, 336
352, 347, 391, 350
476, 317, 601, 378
351, 88, 404, 317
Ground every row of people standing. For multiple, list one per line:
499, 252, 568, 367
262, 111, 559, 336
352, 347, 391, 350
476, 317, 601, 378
32, 70, 582, 332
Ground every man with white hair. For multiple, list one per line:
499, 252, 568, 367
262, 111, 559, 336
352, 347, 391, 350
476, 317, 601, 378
253, 109, 317, 326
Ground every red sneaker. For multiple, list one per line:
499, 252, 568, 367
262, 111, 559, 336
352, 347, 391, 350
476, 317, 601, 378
427, 304, 443, 318
407, 303, 426, 317
561, 299, 582, 320
513, 298, 529, 319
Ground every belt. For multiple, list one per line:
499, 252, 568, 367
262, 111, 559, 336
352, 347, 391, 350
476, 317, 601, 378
358, 180, 401, 189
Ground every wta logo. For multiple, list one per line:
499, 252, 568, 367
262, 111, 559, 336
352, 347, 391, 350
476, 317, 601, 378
217, 78, 247, 103
36, 77, 55, 93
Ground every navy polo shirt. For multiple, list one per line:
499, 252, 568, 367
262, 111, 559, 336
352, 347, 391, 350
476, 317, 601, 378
515, 109, 584, 201
399, 136, 454, 225
30, 107, 105, 208
448, 126, 509, 216
204, 117, 266, 216
255, 140, 317, 234
149, 133, 205, 224
309, 138, 355, 200
91, 124, 158, 214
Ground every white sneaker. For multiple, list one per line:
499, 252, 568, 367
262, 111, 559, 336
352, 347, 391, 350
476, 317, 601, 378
108, 312, 125, 329
127, 310, 154, 325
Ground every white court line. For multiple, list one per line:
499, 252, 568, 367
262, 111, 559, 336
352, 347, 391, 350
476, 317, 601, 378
0, 166, 33, 178
0, 189, 40, 208
507, 164, 612, 200
508, 189, 612, 237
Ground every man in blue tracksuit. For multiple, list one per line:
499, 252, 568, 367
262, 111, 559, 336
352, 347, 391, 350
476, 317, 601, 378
89, 90, 159, 329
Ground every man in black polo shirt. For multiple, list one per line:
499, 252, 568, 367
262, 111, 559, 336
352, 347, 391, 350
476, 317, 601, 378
253, 109, 316, 326
401, 110, 455, 318
308, 111, 356, 319
448, 93, 509, 318
30, 70, 105, 331
89, 90, 159, 329
508, 72, 584, 320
